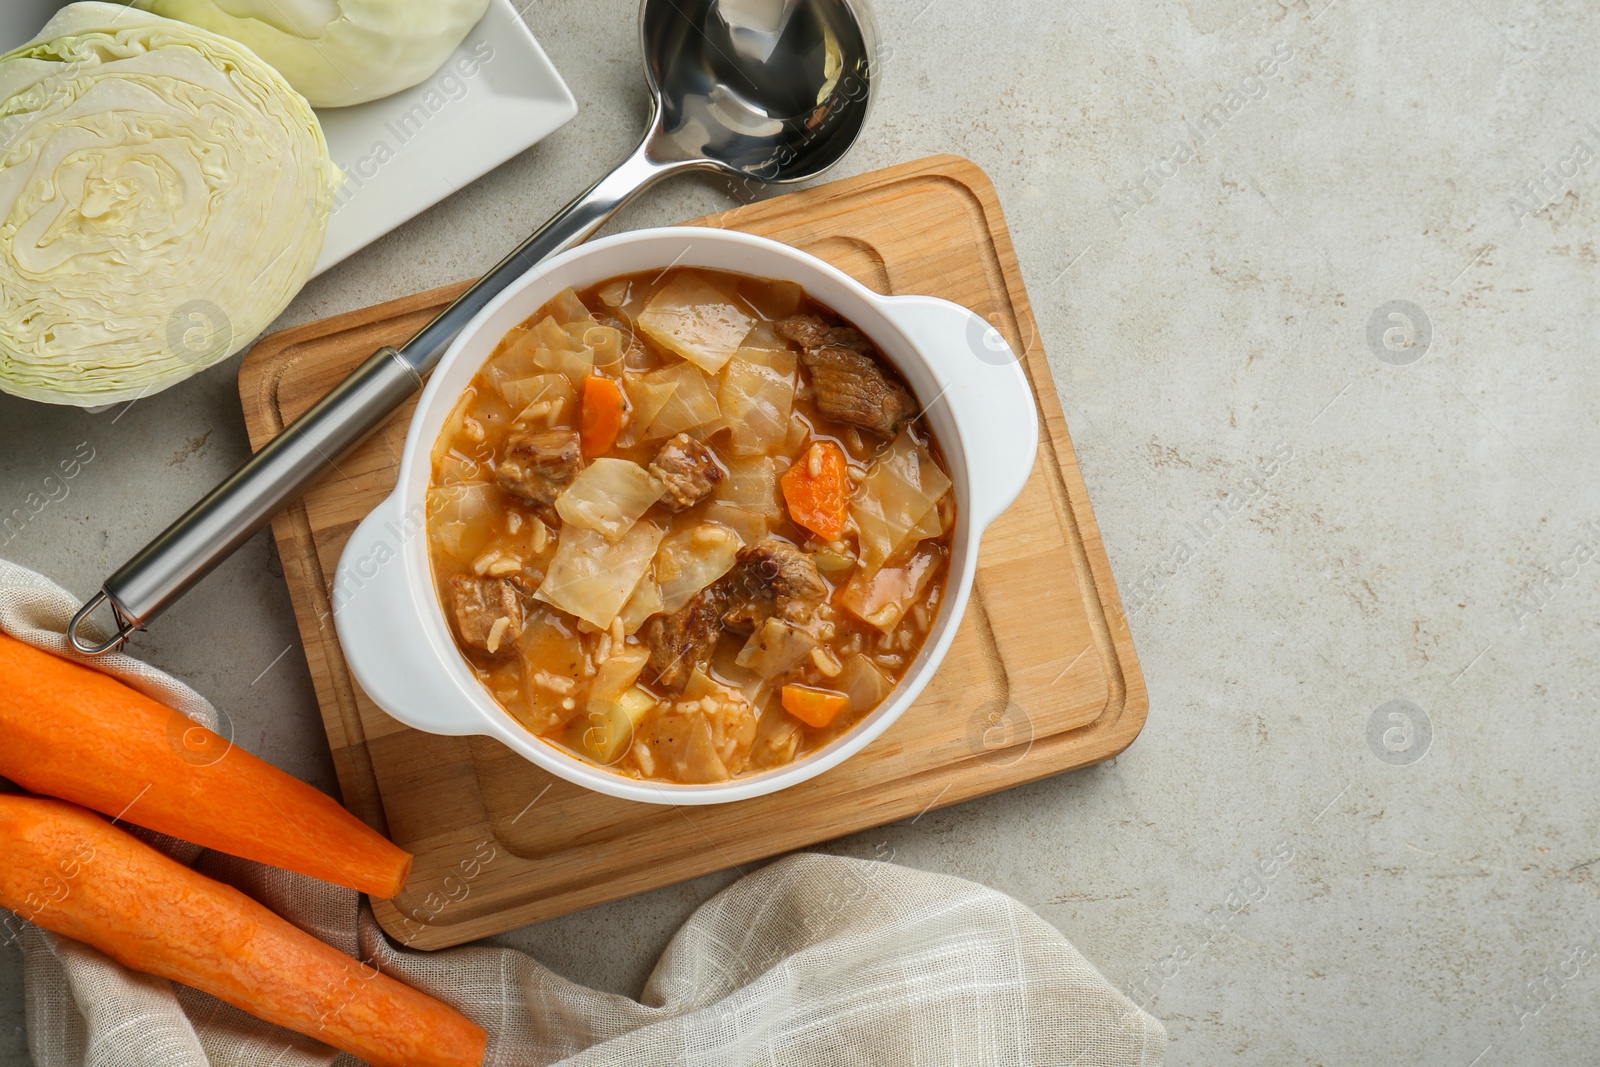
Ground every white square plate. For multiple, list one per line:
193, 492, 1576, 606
312, 0, 576, 274
1, 0, 577, 277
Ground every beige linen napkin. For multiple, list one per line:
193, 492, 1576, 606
0, 559, 1166, 1066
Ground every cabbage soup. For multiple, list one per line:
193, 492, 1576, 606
426, 268, 955, 783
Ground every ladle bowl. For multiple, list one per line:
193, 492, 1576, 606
642, 0, 876, 179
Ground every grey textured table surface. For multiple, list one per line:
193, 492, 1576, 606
4, 1, 1600, 1064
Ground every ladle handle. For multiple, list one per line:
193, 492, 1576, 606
70, 138, 684, 655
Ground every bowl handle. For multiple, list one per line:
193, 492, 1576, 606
880, 295, 1039, 530
332, 494, 481, 737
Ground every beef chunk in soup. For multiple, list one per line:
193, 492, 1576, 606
647, 584, 728, 691
800, 346, 915, 439
494, 428, 582, 510
722, 538, 828, 632
649, 538, 826, 689
776, 315, 868, 353
649, 433, 724, 512
778, 314, 914, 438
450, 575, 524, 655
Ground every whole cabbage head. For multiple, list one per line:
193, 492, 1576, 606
0, 2, 339, 408
129, 0, 493, 107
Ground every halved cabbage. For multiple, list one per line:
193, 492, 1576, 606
654, 522, 742, 614
0, 3, 339, 406
535, 521, 664, 628
852, 430, 953, 571
554, 459, 662, 543
636, 272, 754, 375
130, 0, 491, 108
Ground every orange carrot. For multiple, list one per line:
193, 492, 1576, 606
781, 683, 850, 728
0, 796, 484, 1067
780, 440, 851, 541
0, 634, 411, 898
579, 374, 625, 456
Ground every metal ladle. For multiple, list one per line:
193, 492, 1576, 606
70, 0, 878, 654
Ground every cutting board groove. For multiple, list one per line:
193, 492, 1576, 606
239, 154, 1146, 949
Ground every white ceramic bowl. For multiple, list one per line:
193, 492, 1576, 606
333, 227, 1038, 805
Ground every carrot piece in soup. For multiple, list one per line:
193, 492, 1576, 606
780, 440, 850, 541
781, 683, 850, 728
579, 375, 625, 457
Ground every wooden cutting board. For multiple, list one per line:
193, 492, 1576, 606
238, 154, 1147, 949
